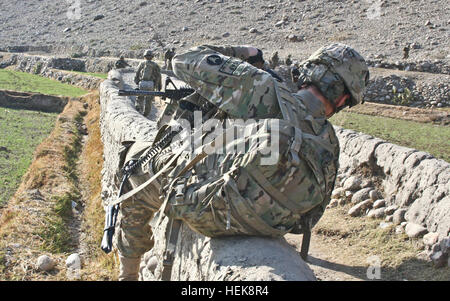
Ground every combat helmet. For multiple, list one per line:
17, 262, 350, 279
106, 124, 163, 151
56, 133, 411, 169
143, 49, 154, 59
301, 43, 369, 107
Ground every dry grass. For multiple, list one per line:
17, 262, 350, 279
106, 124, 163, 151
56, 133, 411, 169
76, 92, 118, 280
308, 204, 449, 281
0, 91, 118, 280
0, 99, 86, 280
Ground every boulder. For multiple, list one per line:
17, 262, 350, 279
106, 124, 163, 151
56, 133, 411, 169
373, 199, 386, 209
348, 200, 373, 217
423, 232, 440, 247
351, 188, 373, 204
405, 223, 428, 238
393, 208, 407, 225
342, 176, 362, 191
36, 255, 55, 272
368, 208, 385, 219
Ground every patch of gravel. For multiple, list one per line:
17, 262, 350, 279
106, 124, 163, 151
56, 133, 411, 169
0, 0, 449, 66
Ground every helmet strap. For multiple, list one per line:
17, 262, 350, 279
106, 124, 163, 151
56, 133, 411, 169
304, 85, 336, 118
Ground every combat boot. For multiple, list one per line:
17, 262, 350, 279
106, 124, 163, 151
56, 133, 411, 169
119, 255, 141, 281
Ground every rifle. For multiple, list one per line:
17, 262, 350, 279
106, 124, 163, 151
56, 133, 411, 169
118, 87, 195, 101
100, 127, 182, 254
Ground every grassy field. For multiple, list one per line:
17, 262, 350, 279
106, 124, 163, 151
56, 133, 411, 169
0, 69, 88, 97
330, 111, 450, 162
0, 107, 57, 206
71, 71, 108, 79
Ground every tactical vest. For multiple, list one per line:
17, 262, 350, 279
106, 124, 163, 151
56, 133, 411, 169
156, 80, 339, 237
121, 46, 340, 238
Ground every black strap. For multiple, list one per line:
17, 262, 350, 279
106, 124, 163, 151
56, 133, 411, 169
161, 219, 182, 281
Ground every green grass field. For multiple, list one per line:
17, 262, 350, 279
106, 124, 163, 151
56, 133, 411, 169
0, 69, 88, 97
0, 107, 58, 206
330, 112, 450, 162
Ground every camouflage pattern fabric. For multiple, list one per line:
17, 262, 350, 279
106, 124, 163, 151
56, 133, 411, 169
114, 44, 365, 254
172, 45, 281, 119
159, 116, 339, 237
134, 61, 162, 116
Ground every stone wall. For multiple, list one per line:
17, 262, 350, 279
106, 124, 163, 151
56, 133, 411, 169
333, 127, 449, 267
99, 70, 316, 281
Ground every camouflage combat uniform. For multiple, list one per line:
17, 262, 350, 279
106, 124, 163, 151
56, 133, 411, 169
115, 57, 130, 69
115, 43, 368, 263
134, 59, 162, 117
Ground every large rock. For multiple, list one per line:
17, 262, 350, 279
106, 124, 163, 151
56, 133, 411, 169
405, 223, 428, 238
342, 176, 362, 191
393, 208, 407, 225
348, 200, 373, 217
351, 188, 373, 204
36, 255, 55, 272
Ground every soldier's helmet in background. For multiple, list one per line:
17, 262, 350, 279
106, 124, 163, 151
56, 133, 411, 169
304, 43, 370, 107
143, 49, 154, 59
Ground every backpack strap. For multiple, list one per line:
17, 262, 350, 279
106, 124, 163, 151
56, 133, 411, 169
161, 218, 182, 281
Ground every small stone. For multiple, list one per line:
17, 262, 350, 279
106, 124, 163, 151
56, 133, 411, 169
380, 222, 393, 230
430, 251, 447, 268
342, 176, 362, 191
405, 223, 428, 239
249, 28, 258, 33
329, 199, 339, 208
367, 208, 385, 219
416, 250, 432, 263
369, 190, 379, 201
332, 187, 345, 199
393, 208, 407, 225
385, 215, 393, 222
222, 32, 230, 38
425, 20, 432, 26
93, 14, 105, 21
275, 21, 284, 27
384, 205, 398, 216
63, 27, 71, 33
146, 256, 158, 273
423, 232, 440, 247
66, 253, 82, 270
338, 198, 347, 206
440, 237, 450, 254
344, 191, 353, 200
373, 199, 386, 209
351, 188, 372, 204
395, 225, 404, 234
36, 255, 56, 272
348, 200, 372, 217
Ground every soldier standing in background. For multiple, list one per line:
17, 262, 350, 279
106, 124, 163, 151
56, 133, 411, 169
270, 51, 280, 69
285, 54, 293, 66
115, 56, 131, 69
134, 50, 162, 117
403, 44, 410, 60
164, 47, 176, 70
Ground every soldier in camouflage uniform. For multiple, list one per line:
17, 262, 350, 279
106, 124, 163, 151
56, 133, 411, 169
115, 56, 131, 69
114, 43, 369, 280
134, 50, 162, 117
164, 47, 176, 71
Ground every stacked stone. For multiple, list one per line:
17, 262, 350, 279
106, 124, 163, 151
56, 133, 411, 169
364, 74, 450, 108
367, 59, 450, 75
329, 126, 450, 268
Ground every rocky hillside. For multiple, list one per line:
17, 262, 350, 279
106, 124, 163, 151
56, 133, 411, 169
1, 0, 449, 64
